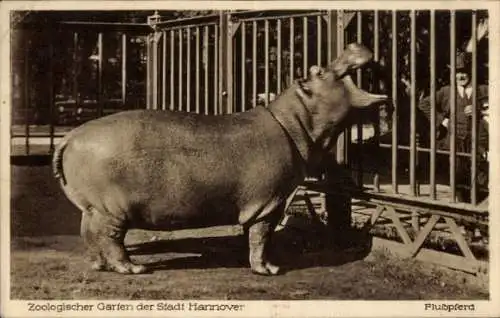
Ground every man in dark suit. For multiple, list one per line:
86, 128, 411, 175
418, 51, 489, 203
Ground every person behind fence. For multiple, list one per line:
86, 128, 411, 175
418, 51, 489, 203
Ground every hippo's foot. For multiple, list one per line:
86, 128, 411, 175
247, 209, 283, 276
99, 241, 149, 274
89, 256, 148, 274
107, 261, 148, 275
251, 262, 280, 276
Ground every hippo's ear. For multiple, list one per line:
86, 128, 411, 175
341, 75, 388, 108
329, 43, 373, 79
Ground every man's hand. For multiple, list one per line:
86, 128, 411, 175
465, 103, 489, 120
464, 105, 473, 117
481, 106, 489, 125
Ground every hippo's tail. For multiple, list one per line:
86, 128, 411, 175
52, 137, 68, 186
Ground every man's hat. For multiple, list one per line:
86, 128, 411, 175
448, 51, 472, 71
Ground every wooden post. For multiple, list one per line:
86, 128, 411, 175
324, 11, 352, 246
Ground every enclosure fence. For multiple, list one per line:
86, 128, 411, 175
11, 9, 490, 273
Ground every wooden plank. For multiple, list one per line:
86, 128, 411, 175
370, 237, 482, 274
371, 205, 385, 226
410, 214, 440, 257
362, 205, 384, 231
385, 206, 412, 245
302, 192, 322, 223
444, 216, 476, 260
284, 187, 301, 213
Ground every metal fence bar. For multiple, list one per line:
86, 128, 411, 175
241, 21, 246, 111
265, 19, 270, 105
317, 15, 322, 66
122, 33, 127, 106
356, 11, 362, 85
303, 16, 308, 77
430, 10, 437, 200
338, 11, 350, 164
290, 17, 295, 84
226, 15, 233, 115
24, 35, 30, 155
214, 24, 219, 114
449, 11, 457, 202
373, 12, 379, 60
410, 11, 417, 196
178, 29, 183, 111
170, 30, 175, 111
327, 11, 335, 62
187, 28, 191, 112
153, 33, 160, 110
97, 32, 104, 116
218, 12, 228, 114
48, 40, 55, 152
195, 27, 200, 113
373, 10, 380, 192
277, 19, 282, 94
328, 11, 345, 165
204, 25, 209, 114
73, 31, 79, 114
146, 34, 151, 109
252, 20, 257, 108
470, 11, 478, 205
161, 31, 167, 110
391, 11, 399, 194
356, 11, 363, 186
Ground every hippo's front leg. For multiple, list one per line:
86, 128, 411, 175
247, 206, 283, 276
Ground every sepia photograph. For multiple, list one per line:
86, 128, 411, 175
1, 1, 499, 317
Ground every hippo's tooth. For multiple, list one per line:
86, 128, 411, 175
341, 75, 388, 107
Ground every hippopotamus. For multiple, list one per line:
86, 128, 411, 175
52, 43, 387, 275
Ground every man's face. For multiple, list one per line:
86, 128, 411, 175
456, 70, 471, 87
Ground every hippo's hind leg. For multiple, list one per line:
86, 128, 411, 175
247, 206, 283, 276
81, 212, 106, 271
83, 207, 147, 274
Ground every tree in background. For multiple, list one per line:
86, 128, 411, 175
11, 10, 488, 126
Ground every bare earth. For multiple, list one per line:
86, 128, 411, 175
10, 164, 489, 300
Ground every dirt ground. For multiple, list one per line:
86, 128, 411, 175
9, 164, 489, 300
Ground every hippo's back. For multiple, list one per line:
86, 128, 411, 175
53, 108, 298, 229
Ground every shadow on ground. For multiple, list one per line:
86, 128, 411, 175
126, 225, 373, 274
11, 162, 372, 274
